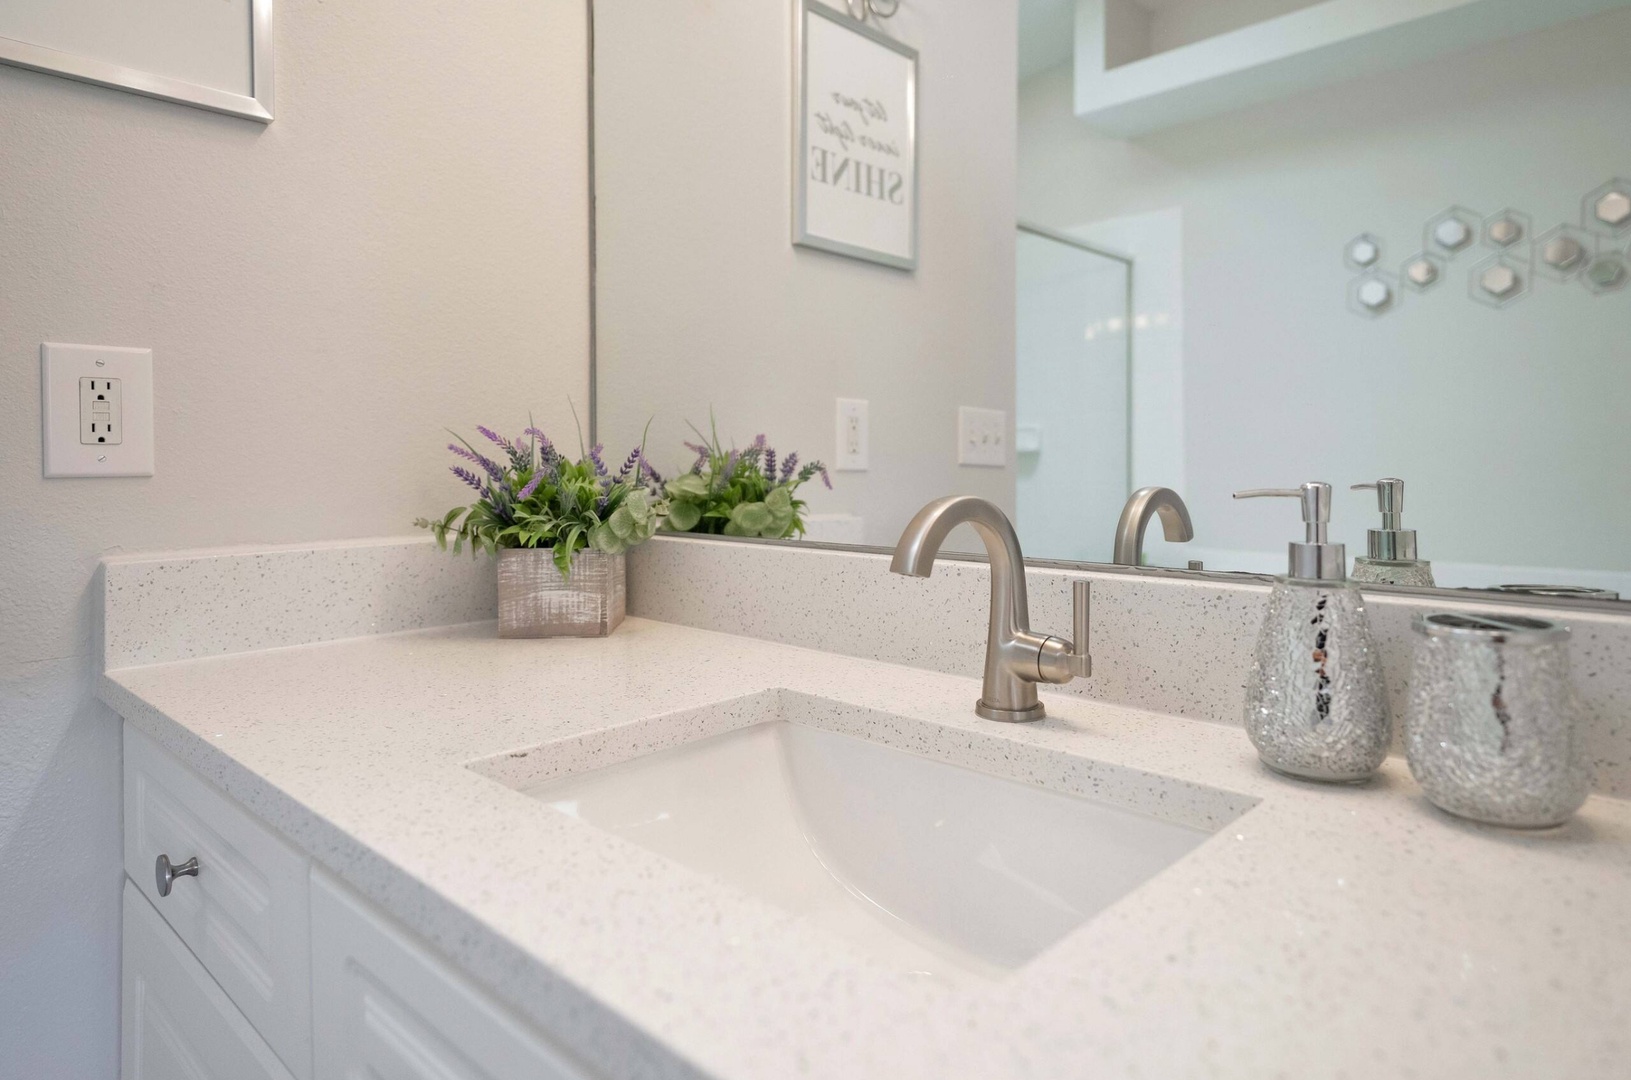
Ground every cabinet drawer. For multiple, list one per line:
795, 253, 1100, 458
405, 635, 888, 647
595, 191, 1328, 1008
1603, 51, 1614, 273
122, 880, 297, 1080
124, 723, 312, 1079
310, 868, 592, 1080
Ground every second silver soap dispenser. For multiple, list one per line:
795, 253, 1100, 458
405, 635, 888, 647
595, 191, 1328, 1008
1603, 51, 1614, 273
1234, 482, 1391, 782
1350, 478, 1434, 587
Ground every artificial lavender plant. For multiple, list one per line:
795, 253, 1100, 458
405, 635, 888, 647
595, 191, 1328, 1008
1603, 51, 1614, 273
415, 420, 666, 577
663, 415, 830, 538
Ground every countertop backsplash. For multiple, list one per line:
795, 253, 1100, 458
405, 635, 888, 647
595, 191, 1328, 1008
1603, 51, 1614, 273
629, 536, 1631, 798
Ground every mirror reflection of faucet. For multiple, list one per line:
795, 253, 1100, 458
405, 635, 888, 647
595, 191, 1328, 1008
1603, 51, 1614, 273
891, 496, 1090, 722
1114, 487, 1195, 567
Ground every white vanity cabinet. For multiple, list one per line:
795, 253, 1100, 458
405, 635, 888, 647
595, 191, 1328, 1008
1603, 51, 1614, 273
310, 868, 589, 1080
124, 725, 313, 1077
122, 881, 298, 1080
120, 723, 593, 1080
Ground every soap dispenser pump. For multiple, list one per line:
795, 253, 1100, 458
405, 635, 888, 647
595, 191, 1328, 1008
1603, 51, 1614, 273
1233, 482, 1391, 782
1349, 478, 1434, 587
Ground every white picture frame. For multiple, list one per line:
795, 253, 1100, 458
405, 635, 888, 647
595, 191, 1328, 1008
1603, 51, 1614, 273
793, 0, 918, 270
0, 0, 274, 123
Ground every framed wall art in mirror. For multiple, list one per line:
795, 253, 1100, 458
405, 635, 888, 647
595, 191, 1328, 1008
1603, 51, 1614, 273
0, 0, 274, 122
794, 0, 918, 269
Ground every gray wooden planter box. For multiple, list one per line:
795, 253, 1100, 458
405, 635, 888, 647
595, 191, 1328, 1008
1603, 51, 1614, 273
496, 549, 626, 638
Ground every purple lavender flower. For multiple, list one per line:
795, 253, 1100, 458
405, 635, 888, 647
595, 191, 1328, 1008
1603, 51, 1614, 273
641, 459, 664, 487
798, 460, 833, 491
589, 443, 608, 477
763, 447, 777, 482
451, 465, 484, 491
683, 440, 709, 473
523, 427, 559, 466
613, 446, 642, 483
779, 452, 798, 483
518, 472, 543, 500
449, 442, 506, 481
722, 449, 740, 479
476, 425, 512, 450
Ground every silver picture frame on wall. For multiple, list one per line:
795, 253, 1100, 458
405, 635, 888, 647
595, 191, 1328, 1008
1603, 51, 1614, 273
0, 0, 275, 123
793, 0, 918, 270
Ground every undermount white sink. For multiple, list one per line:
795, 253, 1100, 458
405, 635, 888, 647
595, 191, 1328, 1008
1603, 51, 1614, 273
521, 716, 1219, 984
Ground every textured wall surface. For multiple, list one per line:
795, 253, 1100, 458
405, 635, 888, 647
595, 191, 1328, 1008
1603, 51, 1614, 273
0, 2, 589, 1074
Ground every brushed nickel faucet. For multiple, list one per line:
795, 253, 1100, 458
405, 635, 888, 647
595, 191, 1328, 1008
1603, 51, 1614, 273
891, 496, 1090, 722
1113, 486, 1194, 566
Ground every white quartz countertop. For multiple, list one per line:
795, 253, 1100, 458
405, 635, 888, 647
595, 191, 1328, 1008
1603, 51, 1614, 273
99, 617, 1631, 1080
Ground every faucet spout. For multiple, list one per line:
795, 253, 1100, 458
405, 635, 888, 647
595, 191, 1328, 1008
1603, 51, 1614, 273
891, 496, 1090, 722
1113, 486, 1195, 566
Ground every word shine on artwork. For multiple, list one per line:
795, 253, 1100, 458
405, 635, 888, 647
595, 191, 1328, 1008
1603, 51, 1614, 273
795, 0, 918, 270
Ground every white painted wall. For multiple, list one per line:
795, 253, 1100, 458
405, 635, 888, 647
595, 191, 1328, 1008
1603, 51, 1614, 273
0, 3, 590, 1074
1020, 7, 1631, 588
593, 0, 1018, 552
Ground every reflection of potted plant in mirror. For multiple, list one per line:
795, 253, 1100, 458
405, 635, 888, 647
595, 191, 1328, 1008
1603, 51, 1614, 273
414, 424, 665, 638
664, 419, 831, 538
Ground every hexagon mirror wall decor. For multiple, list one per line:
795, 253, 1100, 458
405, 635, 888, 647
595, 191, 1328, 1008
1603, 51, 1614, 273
1483, 209, 1531, 251
1401, 252, 1444, 292
1584, 179, 1631, 236
1583, 252, 1629, 295
1344, 233, 1383, 271
1535, 225, 1592, 281
1425, 206, 1481, 259
1469, 254, 1528, 309
1347, 270, 1397, 317
1346, 181, 1631, 317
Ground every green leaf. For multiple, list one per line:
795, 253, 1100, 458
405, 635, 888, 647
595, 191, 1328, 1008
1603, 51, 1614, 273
667, 473, 708, 500
607, 505, 635, 541
763, 486, 794, 536
728, 502, 773, 536
623, 489, 650, 525
665, 500, 703, 531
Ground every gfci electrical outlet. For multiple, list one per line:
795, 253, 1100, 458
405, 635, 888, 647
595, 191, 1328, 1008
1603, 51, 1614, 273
958, 406, 1007, 467
835, 398, 869, 471
81, 377, 123, 445
42, 343, 154, 477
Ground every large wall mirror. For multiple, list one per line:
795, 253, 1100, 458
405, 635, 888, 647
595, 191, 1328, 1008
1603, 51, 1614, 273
591, 0, 1631, 606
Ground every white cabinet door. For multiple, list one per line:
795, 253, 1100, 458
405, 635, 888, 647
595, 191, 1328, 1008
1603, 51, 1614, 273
122, 880, 297, 1080
124, 723, 313, 1078
310, 868, 592, 1080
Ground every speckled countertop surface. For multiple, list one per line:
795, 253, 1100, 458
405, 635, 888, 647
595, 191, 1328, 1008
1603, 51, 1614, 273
100, 617, 1631, 1080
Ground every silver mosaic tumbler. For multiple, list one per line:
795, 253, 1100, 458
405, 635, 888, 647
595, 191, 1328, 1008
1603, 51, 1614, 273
1403, 613, 1590, 827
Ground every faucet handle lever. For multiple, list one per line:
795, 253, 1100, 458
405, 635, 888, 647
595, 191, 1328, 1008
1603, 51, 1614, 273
1035, 580, 1093, 684
1068, 580, 1092, 678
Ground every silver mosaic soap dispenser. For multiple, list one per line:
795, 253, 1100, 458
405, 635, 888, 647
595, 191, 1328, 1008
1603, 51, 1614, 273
1234, 482, 1391, 782
1350, 478, 1434, 587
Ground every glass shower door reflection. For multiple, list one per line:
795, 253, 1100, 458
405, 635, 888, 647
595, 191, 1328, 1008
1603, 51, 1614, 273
1015, 226, 1132, 564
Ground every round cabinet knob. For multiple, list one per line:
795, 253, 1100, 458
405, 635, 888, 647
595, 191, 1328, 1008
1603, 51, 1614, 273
155, 854, 199, 897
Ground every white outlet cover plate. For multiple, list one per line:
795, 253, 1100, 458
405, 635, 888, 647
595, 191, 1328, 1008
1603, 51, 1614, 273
835, 398, 869, 471
958, 406, 1006, 467
42, 343, 155, 477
